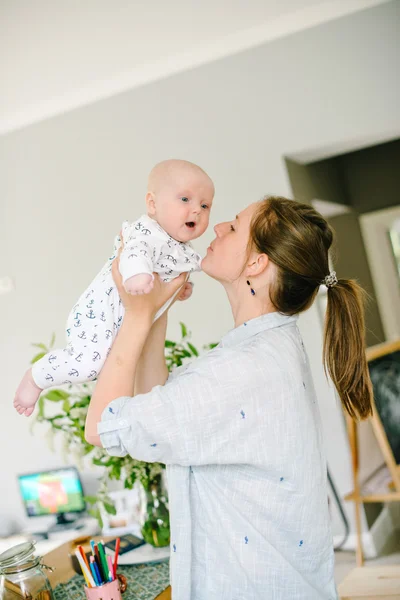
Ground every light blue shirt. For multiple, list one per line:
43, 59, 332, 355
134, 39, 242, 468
98, 312, 337, 599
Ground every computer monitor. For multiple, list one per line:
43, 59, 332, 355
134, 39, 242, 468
18, 466, 86, 527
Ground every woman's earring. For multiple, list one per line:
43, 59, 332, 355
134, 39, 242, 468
247, 280, 255, 296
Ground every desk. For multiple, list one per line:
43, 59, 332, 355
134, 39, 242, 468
338, 566, 400, 599
43, 539, 171, 600
0, 519, 99, 558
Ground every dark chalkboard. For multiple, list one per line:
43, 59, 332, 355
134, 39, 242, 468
369, 350, 400, 463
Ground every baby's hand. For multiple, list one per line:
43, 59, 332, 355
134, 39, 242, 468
124, 273, 154, 295
176, 281, 193, 302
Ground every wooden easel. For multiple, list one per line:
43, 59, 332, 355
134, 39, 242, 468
344, 339, 400, 567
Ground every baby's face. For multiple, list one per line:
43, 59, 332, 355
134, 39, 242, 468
148, 169, 214, 243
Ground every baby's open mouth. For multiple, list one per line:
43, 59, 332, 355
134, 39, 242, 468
185, 222, 196, 228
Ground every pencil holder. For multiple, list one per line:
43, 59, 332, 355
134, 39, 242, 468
84, 578, 122, 600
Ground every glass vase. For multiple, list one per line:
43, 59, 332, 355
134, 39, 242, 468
140, 474, 170, 548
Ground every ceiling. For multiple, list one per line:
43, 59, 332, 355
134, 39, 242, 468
0, 0, 388, 135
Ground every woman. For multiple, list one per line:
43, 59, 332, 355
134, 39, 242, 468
85, 196, 373, 600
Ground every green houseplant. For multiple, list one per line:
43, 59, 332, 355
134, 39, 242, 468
31, 324, 217, 547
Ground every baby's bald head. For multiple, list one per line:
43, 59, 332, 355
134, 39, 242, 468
148, 159, 214, 195
146, 159, 214, 242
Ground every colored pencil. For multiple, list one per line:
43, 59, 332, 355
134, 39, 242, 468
94, 544, 104, 580
75, 549, 95, 587
98, 541, 109, 584
107, 555, 114, 581
113, 537, 121, 578
89, 557, 99, 586
78, 545, 90, 571
90, 540, 96, 556
92, 556, 102, 585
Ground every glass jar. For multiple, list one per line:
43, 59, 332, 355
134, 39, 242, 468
0, 541, 54, 600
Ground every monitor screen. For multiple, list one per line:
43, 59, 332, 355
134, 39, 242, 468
18, 467, 85, 518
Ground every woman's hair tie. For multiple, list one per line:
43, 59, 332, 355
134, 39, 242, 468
323, 271, 338, 288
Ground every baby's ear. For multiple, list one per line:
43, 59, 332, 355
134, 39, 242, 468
145, 192, 156, 216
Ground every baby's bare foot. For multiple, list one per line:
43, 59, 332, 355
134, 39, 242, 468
14, 369, 42, 417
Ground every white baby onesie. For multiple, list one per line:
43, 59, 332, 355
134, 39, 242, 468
32, 215, 201, 389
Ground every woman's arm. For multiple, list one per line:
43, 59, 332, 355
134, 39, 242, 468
134, 282, 193, 395
134, 312, 169, 395
95, 343, 268, 468
85, 310, 152, 445
85, 262, 186, 446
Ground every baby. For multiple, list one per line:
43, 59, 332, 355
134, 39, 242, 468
14, 159, 214, 417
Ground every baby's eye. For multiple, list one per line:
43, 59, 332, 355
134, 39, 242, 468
181, 197, 189, 202
201, 204, 209, 210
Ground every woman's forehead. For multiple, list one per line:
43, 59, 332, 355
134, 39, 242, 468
238, 202, 259, 222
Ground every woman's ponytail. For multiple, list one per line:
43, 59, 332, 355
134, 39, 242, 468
323, 279, 373, 420
251, 197, 374, 420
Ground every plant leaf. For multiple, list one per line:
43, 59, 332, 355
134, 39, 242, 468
204, 342, 219, 350
103, 502, 117, 515
164, 340, 176, 348
83, 495, 98, 505
180, 322, 188, 339
37, 396, 45, 419
88, 507, 103, 529
187, 343, 199, 356
31, 352, 46, 365
49, 332, 56, 347
32, 343, 48, 351
109, 462, 121, 480
44, 390, 70, 402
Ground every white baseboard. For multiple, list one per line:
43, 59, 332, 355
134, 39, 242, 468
334, 532, 377, 558
333, 505, 395, 558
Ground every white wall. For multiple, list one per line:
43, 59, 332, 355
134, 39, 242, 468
0, 0, 388, 135
360, 206, 400, 339
1, 1, 399, 535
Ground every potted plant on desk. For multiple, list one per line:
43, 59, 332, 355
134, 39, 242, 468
31, 324, 216, 548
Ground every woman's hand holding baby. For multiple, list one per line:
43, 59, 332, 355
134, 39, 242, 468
112, 256, 188, 319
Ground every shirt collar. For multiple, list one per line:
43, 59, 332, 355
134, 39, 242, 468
141, 214, 193, 250
220, 312, 298, 348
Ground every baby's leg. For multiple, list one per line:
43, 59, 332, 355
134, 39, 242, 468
13, 342, 98, 417
14, 285, 121, 416
32, 320, 117, 388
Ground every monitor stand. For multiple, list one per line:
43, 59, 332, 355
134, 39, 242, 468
47, 513, 82, 533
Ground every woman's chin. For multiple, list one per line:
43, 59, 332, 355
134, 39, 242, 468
200, 254, 209, 272
199, 256, 215, 279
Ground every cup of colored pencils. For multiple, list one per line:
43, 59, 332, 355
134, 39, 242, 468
75, 538, 124, 600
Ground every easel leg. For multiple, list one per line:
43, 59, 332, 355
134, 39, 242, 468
354, 498, 364, 566
346, 415, 364, 567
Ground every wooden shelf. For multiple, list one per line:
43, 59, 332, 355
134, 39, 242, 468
344, 465, 400, 503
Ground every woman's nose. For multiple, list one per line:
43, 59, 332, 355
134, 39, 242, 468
214, 222, 223, 236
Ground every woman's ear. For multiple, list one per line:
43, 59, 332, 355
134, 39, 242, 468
146, 192, 156, 216
244, 252, 269, 278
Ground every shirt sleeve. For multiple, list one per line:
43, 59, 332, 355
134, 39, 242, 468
118, 236, 161, 283
97, 345, 280, 466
